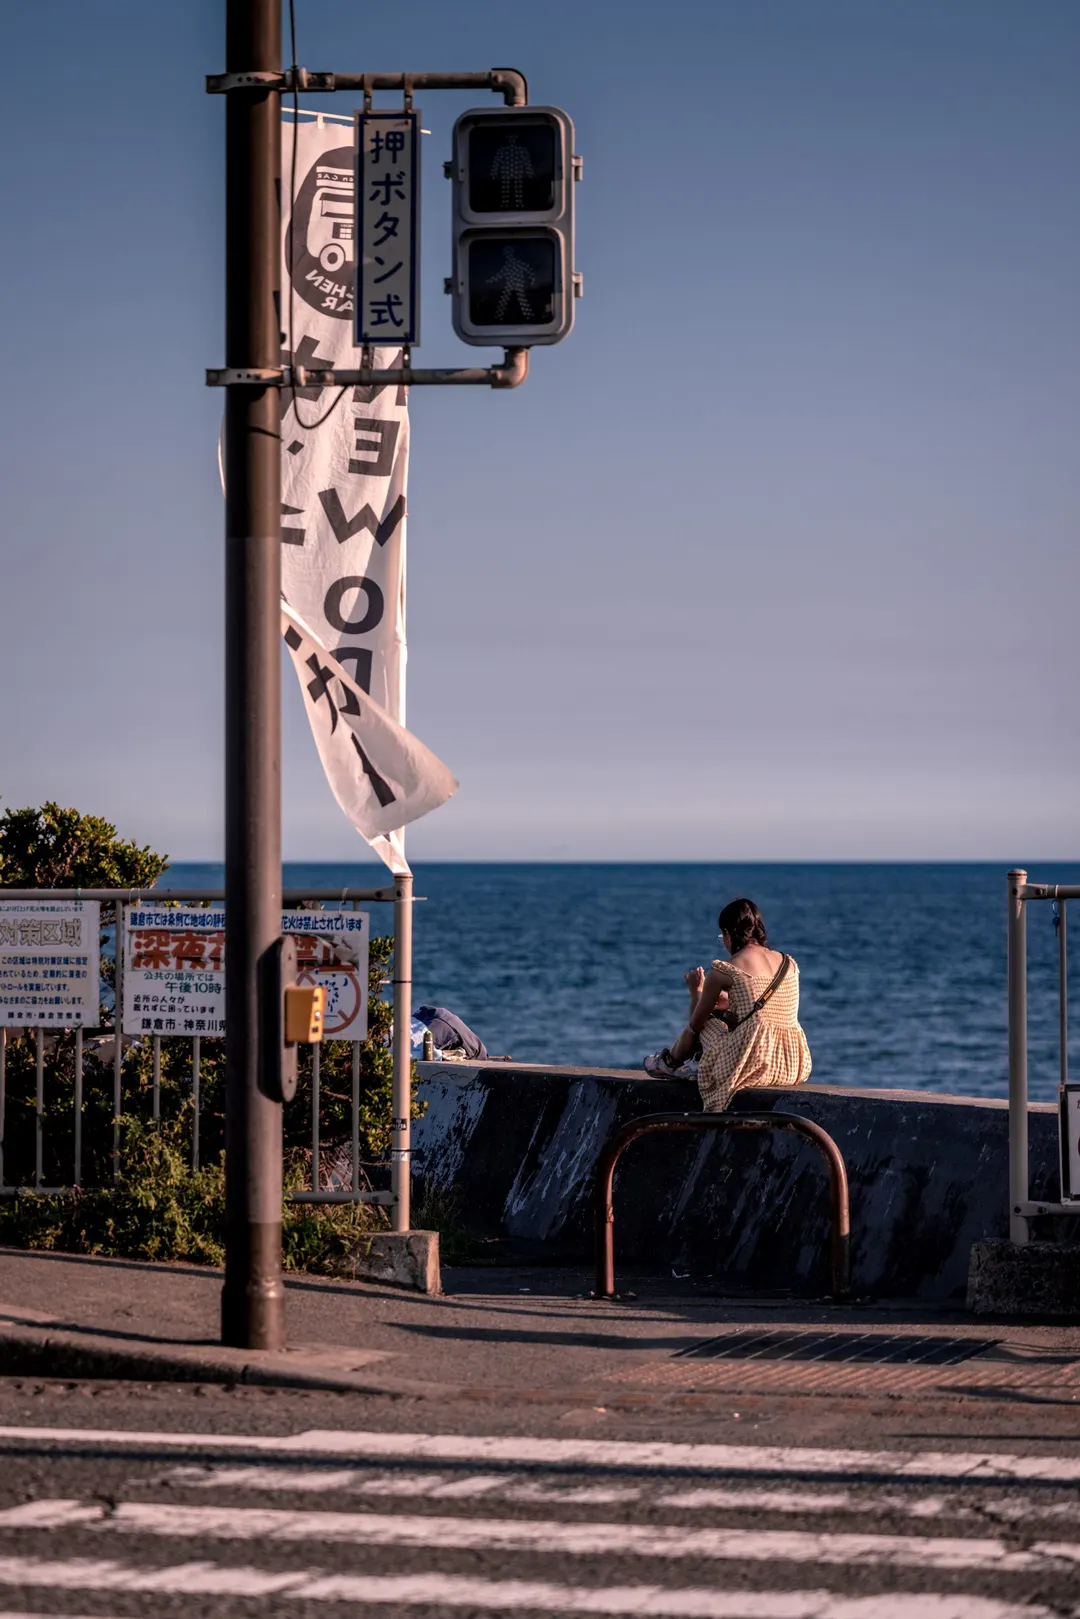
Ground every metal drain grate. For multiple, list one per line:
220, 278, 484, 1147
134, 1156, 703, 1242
677, 1331, 1000, 1367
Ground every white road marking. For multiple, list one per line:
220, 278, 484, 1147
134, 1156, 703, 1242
2, 1425, 1079, 1482
168, 1465, 455, 1496
163, 1466, 1080, 1522
427, 1474, 508, 1498
166, 1463, 647, 1504
507, 1482, 644, 1505
653, 1489, 1079, 1523
0, 1498, 1076, 1573
0, 1565, 1065, 1616
660, 1488, 898, 1515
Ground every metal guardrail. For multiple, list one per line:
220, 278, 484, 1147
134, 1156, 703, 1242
1007, 868, 1080, 1239
593, 1110, 852, 1302
0, 887, 407, 1217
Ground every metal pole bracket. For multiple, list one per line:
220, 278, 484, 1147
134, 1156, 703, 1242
207, 68, 336, 93
290, 348, 529, 390
207, 352, 529, 390
207, 67, 525, 103
206, 367, 286, 387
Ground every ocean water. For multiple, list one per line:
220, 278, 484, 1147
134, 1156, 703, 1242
167, 862, 1080, 1103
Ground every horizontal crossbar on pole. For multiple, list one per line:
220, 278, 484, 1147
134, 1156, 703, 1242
206, 67, 528, 106
206, 350, 530, 390
1021, 884, 1080, 901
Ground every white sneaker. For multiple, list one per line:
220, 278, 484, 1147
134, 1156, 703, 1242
643, 1050, 698, 1081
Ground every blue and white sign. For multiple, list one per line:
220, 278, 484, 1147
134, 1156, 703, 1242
0, 900, 100, 1027
355, 110, 421, 346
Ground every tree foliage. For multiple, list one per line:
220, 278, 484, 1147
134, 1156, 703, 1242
0, 802, 167, 890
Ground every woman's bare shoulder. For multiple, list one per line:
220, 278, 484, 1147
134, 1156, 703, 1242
730, 945, 786, 976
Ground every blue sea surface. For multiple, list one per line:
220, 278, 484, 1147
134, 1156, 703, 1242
166, 862, 1080, 1103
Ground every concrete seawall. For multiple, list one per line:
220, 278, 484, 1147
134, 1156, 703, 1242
412, 1065, 1061, 1301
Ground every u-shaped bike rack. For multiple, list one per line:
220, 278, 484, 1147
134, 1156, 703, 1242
593, 1110, 852, 1301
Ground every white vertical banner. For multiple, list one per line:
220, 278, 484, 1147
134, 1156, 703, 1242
282, 602, 457, 857
281, 117, 453, 872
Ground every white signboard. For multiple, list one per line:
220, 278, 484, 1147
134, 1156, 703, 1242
282, 908, 370, 1040
355, 110, 420, 345
0, 901, 100, 1027
122, 907, 370, 1040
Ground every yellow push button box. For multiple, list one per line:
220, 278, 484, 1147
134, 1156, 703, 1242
284, 984, 326, 1045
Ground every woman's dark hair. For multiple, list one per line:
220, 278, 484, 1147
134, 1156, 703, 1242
718, 897, 767, 953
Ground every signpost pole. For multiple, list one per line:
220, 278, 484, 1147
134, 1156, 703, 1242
220, 0, 286, 1350
392, 870, 413, 1232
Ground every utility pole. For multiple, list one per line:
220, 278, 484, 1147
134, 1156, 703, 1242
220, 0, 285, 1350
206, 40, 578, 1327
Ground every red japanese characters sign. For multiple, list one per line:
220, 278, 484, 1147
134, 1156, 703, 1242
122, 907, 368, 1039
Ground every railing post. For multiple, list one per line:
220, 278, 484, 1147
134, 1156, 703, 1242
74, 1027, 83, 1187
351, 1040, 361, 1196
1008, 868, 1029, 1243
0, 1028, 5, 1189
1058, 899, 1068, 1093
392, 872, 413, 1232
34, 1028, 44, 1189
311, 1041, 320, 1189
113, 898, 124, 1182
192, 1035, 201, 1171
595, 1140, 617, 1298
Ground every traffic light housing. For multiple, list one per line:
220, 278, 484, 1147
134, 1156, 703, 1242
449, 106, 578, 347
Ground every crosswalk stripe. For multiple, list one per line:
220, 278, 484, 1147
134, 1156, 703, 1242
0, 1498, 1078, 1573
0, 1564, 1065, 1617
164, 1464, 1080, 1522
167, 1464, 645, 1504
0, 1426, 1077, 1482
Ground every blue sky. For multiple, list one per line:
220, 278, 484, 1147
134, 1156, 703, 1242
0, 1, 1077, 862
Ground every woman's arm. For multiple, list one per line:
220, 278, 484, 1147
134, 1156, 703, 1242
689, 967, 733, 1032
668, 967, 733, 1066
685, 965, 733, 1019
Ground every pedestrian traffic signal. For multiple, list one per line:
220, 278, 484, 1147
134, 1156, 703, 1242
448, 106, 579, 346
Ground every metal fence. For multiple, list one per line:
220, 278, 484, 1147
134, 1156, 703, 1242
0, 884, 413, 1225
1007, 868, 1080, 1240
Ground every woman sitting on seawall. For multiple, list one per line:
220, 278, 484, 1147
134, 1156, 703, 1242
645, 897, 812, 1109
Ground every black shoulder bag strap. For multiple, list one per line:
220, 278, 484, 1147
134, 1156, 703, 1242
723, 953, 791, 1031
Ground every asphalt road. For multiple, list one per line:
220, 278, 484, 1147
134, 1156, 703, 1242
0, 1380, 1077, 1616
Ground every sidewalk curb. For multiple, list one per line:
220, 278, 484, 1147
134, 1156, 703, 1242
0, 1323, 627, 1406
0, 1322, 444, 1397
4, 1322, 1072, 1412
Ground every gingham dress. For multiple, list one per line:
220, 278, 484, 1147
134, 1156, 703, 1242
697, 956, 812, 1111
